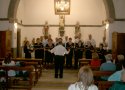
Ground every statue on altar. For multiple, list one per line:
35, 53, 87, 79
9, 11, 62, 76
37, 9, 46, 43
43, 21, 49, 37
75, 21, 81, 39
59, 15, 65, 37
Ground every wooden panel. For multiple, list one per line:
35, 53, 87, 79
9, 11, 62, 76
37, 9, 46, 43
0, 31, 12, 58
112, 32, 125, 60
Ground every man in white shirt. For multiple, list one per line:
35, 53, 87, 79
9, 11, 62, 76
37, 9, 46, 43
51, 38, 69, 78
86, 34, 96, 47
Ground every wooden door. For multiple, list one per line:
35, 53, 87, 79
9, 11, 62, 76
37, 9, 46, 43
112, 32, 125, 60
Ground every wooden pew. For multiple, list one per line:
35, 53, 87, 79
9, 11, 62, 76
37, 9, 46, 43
0, 61, 39, 85
24, 62, 39, 85
93, 71, 114, 77
0, 58, 43, 77
93, 71, 115, 85
0, 66, 34, 90
89, 66, 100, 71
92, 71, 115, 90
79, 59, 91, 67
97, 81, 114, 90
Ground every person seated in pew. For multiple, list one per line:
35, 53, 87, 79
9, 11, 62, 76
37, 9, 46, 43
90, 52, 101, 67
115, 54, 125, 71
100, 54, 116, 80
108, 60, 125, 81
109, 70, 125, 90
0, 52, 16, 82
15, 61, 30, 80
2, 52, 16, 76
68, 66, 98, 90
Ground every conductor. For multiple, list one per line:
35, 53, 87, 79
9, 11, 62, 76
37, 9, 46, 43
51, 38, 69, 78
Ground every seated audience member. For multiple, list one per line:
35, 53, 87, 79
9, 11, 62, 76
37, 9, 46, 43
116, 54, 125, 70
109, 70, 125, 90
2, 53, 16, 77
15, 61, 30, 80
108, 60, 125, 81
100, 54, 116, 80
68, 66, 98, 90
90, 53, 101, 67
0, 52, 16, 82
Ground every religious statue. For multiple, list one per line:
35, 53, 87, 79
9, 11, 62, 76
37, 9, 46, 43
59, 15, 65, 28
75, 21, 81, 39
59, 15, 65, 37
43, 21, 49, 37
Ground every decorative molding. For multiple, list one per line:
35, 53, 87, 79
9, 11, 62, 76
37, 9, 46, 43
0, 18, 9, 21
115, 19, 125, 21
17, 22, 103, 27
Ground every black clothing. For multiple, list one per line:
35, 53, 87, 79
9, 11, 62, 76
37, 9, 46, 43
45, 44, 54, 64
54, 55, 65, 78
66, 42, 74, 68
74, 43, 84, 69
24, 45, 31, 58
34, 43, 44, 59
97, 48, 106, 63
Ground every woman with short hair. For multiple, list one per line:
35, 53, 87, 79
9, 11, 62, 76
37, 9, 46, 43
68, 66, 98, 90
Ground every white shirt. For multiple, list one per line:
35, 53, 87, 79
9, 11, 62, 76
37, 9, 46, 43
68, 82, 98, 90
86, 39, 96, 47
51, 44, 68, 56
2, 61, 16, 76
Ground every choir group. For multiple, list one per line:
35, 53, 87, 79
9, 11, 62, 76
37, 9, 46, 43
23, 34, 108, 69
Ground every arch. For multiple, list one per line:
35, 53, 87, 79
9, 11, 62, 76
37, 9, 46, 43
103, 0, 115, 20
8, 0, 115, 21
8, 0, 20, 19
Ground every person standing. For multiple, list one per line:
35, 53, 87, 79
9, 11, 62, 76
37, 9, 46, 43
34, 38, 44, 59
23, 41, 32, 58
66, 38, 74, 68
51, 38, 69, 78
86, 34, 96, 48
45, 39, 54, 66
74, 40, 84, 69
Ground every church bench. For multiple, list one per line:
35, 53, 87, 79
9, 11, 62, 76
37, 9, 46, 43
93, 71, 115, 84
89, 66, 100, 71
0, 66, 34, 90
93, 71, 114, 77
0, 61, 40, 85
14, 58, 43, 78
79, 59, 91, 67
97, 81, 114, 90
0, 58, 43, 77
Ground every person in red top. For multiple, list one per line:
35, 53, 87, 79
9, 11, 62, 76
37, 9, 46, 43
90, 52, 101, 67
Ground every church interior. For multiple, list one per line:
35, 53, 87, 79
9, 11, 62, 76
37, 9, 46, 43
0, 0, 125, 90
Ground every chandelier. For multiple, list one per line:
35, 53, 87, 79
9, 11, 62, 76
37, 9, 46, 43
54, 0, 70, 15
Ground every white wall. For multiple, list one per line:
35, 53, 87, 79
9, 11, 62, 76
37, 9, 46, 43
19, 0, 106, 25
113, 0, 125, 18
0, 0, 10, 18
16, 0, 106, 47
0, 21, 13, 30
